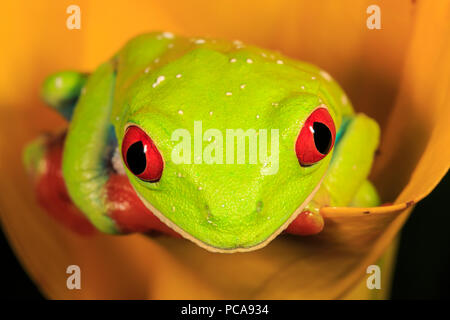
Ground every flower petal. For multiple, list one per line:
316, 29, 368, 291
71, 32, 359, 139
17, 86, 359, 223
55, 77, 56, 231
0, 0, 448, 300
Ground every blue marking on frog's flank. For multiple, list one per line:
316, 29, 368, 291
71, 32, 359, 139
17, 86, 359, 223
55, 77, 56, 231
59, 103, 77, 121
332, 116, 351, 161
105, 125, 118, 164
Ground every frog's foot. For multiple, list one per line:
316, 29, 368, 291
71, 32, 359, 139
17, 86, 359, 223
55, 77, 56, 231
284, 210, 324, 236
41, 71, 87, 120
350, 180, 380, 207
23, 131, 180, 237
284, 179, 380, 236
24, 131, 97, 235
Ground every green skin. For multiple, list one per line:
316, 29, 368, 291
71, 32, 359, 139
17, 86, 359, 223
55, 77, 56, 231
35, 32, 380, 252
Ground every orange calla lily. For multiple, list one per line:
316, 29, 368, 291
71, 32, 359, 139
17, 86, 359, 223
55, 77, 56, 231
0, 0, 449, 299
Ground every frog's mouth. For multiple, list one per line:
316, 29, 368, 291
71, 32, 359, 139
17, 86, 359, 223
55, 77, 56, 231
133, 175, 326, 253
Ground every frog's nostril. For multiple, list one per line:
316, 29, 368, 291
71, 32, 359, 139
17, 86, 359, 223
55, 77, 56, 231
255, 200, 263, 213
205, 205, 215, 225
203, 200, 264, 225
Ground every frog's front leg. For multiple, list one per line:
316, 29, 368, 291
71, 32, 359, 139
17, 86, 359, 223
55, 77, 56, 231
286, 113, 380, 235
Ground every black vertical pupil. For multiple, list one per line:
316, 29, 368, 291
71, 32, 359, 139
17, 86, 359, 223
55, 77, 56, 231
313, 122, 332, 154
126, 141, 147, 175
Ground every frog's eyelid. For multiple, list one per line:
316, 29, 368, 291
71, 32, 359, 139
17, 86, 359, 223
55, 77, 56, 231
122, 125, 164, 182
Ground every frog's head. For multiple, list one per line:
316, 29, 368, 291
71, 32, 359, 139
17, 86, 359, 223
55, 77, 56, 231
115, 46, 341, 252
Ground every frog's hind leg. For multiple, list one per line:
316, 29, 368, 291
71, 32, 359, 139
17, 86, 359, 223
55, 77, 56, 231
320, 113, 380, 207
60, 62, 179, 237
23, 131, 98, 235
41, 71, 87, 120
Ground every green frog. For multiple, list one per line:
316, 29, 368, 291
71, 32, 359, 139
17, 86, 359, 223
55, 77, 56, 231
24, 32, 380, 252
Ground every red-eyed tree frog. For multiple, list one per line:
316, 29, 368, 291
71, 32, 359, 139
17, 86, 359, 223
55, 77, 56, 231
24, 32, 380, 253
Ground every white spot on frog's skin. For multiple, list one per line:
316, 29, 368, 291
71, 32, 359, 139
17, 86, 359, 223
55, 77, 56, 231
276, 59, 284, 64
240, 84, 246, 89
144, 67, 150, 74
221, 204, 225, 208
272, 102, 279, 107
301, 85, 305, 90
178, 110, 184, 115
209, 111, 213, 116
81, 87, 86, 95
230, 58, 237, 63
256, 114, 260, 119
341, 95, 349, 105
177, 172, 183, 178
115, 116, 119, 121
311, 76, 316, 80
233, 40, 244, 48
198, 186, 203, 191
172, 206, 176, 212
352, 165, 357, 170
154, 58, 160, 64
112, 148, 126, 175
261, 52, 267, 58
176, 74, 182, 78
152, 75, 165, 88
194, 39, 205, 44
162, 32, 174, 39
320, 70, 332, 81
246, 58, 253, 64
168, 43, 174, 48
55, 77, 63, 88
226, 92, 232, 96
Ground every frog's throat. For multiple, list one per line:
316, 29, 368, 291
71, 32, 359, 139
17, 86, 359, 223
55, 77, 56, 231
134, 175, 325, 253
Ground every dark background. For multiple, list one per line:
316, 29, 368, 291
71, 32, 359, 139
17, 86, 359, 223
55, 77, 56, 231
1, 172, 449, 300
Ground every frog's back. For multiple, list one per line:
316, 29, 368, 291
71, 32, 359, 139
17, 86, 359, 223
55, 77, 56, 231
110, 32, 354, 129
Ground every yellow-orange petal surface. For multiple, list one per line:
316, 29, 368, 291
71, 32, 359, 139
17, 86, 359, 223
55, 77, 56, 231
0, 0, 448, 299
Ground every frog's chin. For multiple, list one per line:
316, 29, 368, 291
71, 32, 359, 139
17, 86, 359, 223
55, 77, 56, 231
134, 176, 325, 253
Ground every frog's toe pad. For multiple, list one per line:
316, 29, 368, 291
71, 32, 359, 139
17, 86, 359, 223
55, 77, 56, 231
285, 210, 324, 236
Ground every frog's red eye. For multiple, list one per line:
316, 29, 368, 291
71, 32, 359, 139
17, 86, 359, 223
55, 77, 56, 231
295, 107, 336, 166
122, 125, 164, 182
